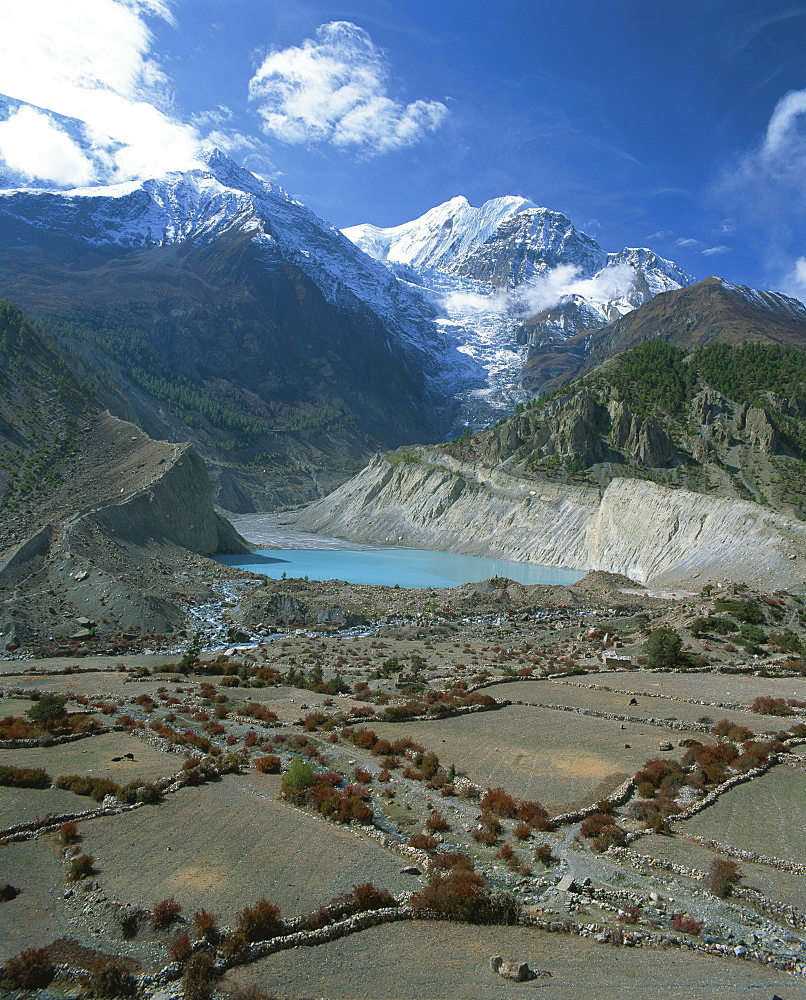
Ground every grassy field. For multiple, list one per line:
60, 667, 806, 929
79, 773, 416, 923
488, 679, 780, 732
682, 766, 806, 865
0, 732, 181, 784
220, 919, 806, 1000
367, 706, 689, 813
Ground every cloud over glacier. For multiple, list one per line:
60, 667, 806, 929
440, 263, 636, 318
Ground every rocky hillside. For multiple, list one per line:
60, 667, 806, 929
278, 452, 806, 591
522, 276, 806, 392
447, 338, 806, 518
0, 302, 249, 654
279, 336, 806, 589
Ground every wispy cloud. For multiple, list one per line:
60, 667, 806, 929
674, 237, 701, 247
718, 87, 806, 297
701, 245, 731, 256
248, 21, 449, 156
0, 0, 200, 185
441, 263, 637, 319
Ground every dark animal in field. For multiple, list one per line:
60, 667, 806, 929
111, 753, 136, 762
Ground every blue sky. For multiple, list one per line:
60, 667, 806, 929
1, 0, 806, 297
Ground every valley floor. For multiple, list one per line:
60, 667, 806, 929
1, 570, 806, 999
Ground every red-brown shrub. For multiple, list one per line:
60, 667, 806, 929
255, 755, 281, 774
167, 932, 192, 963
425, 810, 450, 832
2, 948, 55, 990
672, 912, 703, 934
480, 786, 517, 817
235, 898, 282, 942
152, 897, 182, 929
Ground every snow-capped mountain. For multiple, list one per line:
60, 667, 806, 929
0, 148, 488, 506
344, 196, 696, 429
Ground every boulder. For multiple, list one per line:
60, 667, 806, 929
489, 956, 531, 982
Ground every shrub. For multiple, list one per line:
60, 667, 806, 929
713, 599, 764, 624
83, 957, 137, 996
119, 780, 162, 805
235, 898, 282, 942
618, 905, 641, 924
409, 833, 439, 850
281, 756, 317, 800
425, 810, 450, 832
2, 947, 55, 990
480, 786, 518, 817
56, 774, 121, 802
671, 912, 703, 934
534, 842, 555, 866
168, 932, 193, 963
709, 858, 742, 898
517, 799, 554, 831
409, 869, 517, 924
351, 882, 396, 911
0, 765, 51, 788
513, 821, 531, 840
751, 696, 793, 716
57, 820, 81, 845
255, 755, 281, 774
192, 909, 219, 944
68, 853, 96, 881
181, 951, 217, 1000
152, 897, 182, 929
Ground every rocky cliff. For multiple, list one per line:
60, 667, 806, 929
280, 452, 806, 591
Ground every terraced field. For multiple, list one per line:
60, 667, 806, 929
220, 919, 806, 1000
488, 678, 780, 732
682, 766, 806, 866
0, 732, 180, 785
79, 773, 416, 923
367, 706, 688, 813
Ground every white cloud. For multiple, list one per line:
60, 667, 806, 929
674, 237, 700, 247
248, 21, 448, 155
701, 245, 731, 256
719, 88, 806, 291
0, 106, 96, 185
0, 0, 201, 184
439, 263, 637, 319
780, 256, 806, 304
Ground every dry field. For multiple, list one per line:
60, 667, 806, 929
488, 679, 780, 732
79, 773, 416, 923
633, 833, 806, 913
0, 786, 91, 829
0, 732, 181, 785
0, 839, 71, 961
366, 706, 690, 813
682, 766, 806, 865
571, 670, 806, 707
220, 919, 806, 1000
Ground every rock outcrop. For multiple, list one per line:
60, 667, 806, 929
280, 453, 806, 590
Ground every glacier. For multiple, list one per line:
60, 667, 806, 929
345, 196, 697, 432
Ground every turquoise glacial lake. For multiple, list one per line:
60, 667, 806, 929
216, 547, 584, 590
